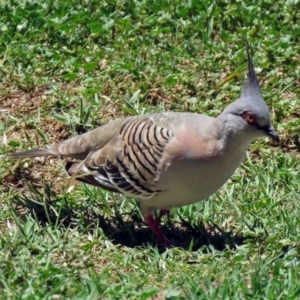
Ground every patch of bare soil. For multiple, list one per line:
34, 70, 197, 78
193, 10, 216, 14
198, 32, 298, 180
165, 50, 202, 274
1, 85, 77, 196
1, 85, 47, 115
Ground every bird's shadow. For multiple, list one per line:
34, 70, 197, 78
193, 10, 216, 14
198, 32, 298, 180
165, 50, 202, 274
9, 187, 256, 252
96, 214, 251, 252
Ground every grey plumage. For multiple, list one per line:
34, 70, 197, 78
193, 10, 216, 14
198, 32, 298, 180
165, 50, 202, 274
1, 45, 279, 247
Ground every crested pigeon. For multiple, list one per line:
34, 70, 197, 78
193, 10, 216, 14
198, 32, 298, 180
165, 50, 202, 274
1, 46, 279, 247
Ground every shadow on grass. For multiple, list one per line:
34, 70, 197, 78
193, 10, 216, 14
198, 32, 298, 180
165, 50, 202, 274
97, 214, 250, 252
9, 186, 255, 252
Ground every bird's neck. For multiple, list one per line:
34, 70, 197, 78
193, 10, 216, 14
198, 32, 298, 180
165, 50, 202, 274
214, 115, 254, 155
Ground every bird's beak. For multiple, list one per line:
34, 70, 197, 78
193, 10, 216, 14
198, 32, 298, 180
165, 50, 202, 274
264, 126, 279, 143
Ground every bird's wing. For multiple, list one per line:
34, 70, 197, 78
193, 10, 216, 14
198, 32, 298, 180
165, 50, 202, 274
67, 115, 175, 199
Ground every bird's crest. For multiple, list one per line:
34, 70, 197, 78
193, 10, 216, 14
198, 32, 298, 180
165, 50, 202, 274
241, 42, 263, 101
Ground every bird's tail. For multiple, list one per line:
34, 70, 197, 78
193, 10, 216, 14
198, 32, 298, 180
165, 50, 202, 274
0, 147, 53, 159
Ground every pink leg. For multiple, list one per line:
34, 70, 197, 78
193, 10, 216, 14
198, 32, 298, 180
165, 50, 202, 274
156, 209, 171, 224
144, 214, 172, 248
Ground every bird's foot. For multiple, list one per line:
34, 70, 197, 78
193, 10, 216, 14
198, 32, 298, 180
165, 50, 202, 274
157, 235, 173, 248
144, 214, 174, 248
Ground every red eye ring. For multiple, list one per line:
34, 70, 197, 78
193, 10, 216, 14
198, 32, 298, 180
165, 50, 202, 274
242, 111, 257, 125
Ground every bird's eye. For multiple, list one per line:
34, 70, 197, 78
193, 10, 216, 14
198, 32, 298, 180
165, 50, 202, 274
242, 111, 257, 125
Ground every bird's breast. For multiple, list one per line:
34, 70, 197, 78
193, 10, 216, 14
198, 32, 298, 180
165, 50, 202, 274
143, 143, 246, 210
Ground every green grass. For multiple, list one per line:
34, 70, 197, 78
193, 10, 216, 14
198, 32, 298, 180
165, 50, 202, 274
1, 0, 300, 299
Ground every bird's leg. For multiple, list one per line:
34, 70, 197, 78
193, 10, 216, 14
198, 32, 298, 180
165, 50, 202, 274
144, 214, 172, 248
156, 209, 171, 225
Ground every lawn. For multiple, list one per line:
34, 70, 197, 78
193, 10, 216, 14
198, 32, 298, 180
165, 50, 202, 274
0, 0, 300, 299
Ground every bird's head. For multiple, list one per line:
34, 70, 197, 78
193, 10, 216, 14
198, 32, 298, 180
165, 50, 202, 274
221, 45, 279, 143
